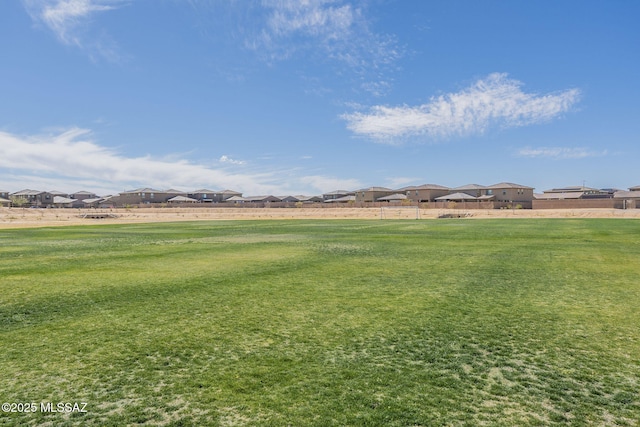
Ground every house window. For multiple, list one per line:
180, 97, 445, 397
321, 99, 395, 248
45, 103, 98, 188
150, 193, 155, 199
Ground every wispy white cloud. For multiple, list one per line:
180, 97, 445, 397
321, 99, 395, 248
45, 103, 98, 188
342, 73, 581, 143
247, 0, 402, 95
22, 0, 126, 61
264, 0, 354, 41
0, 128, 356, 195
219, 155, 246, 165
517, 146, 607, 159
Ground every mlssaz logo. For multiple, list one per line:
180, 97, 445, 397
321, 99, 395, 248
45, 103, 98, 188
40, 402, 88, 413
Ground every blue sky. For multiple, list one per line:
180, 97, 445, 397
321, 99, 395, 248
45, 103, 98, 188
1, 0, 638, 196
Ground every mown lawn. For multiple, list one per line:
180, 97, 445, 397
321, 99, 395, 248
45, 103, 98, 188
1, 219, 639, 426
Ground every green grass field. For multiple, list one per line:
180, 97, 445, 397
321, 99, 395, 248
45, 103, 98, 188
1, 219, 639, 426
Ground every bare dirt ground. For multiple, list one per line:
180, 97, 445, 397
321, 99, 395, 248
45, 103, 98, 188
1, 207, 639, 229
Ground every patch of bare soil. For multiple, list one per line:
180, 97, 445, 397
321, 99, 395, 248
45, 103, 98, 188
0, 207, 638, 229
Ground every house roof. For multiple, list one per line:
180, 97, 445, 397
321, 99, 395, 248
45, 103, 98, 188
452, 184, 486, 191
82, 198, 104, 204
12, 189, 46, 196
534, 192, 584, 200
629, 185, 640, 191
243, 195, 281, 202
280, 195, 319, 202
298, 195, 323, 201
613, 190, 640, 199
0, 197, 11, 204
191, 189, 216, 193
377, 193, 408, 201
543, 186, 600, 193
397, 184, 449, 191
325, 195, 356, 203
323, 190, 352, 196
72, 190, 96, 195
356, 186, 393, 192
225, 196, 246, 201
121, 187, 163, 194
167, 196, 198, 203
436, 192, 478, 201
53, 196, 77, 204
487, 182, 534, 189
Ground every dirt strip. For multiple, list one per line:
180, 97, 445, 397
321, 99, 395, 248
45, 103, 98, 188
1, 207, 639, 229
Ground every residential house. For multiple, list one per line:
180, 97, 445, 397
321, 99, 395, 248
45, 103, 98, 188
613, 186, 640, 209
377, 193, 408, 203
0, 190, 10, 206
189, 189, 242, 203
11, 189, 55, 207
280, 195, 323, 203
355, 187, 395, 203
243, 195, 281, 203
534, 186, 621, 209
486, 182, 534, 208
71, 190, 99, 201
112, 188, 177, 206
399, 184, 449, 203
53, 196, 77, 208
189, 189, 216, 203
225, 196, 246, 204
435, 192, 478, 202
322, 190, 354, 202
217, 189, 243, 202
537, 186, 612, 200
450, 184, 489, 198
167, 195, 199, 203
49, 190, 69, 199
324, 195, 356, 203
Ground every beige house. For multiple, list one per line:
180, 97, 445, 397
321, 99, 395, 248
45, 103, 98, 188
189, 189, 242, 203
613, 186, 640, 209
244, 195, 281, 203
280, 195, 323, 203
451, 184, 489, 198
487, 182, 534, 207
399, 184, 450, 203
537, 186, 612, 199
355, 187, 395, 203
71, 190, 99, 200
11, 189, 55, 207
377, 193, 408, 203
322, 190, 354, 202
112, 188, 180, 206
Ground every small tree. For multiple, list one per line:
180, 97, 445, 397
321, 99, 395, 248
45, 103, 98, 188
10, 196, 28, 208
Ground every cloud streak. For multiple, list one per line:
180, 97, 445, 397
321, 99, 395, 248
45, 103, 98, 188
247, 0, 402, 95
342, 73, 581, 142
22, 0, 125, 60
0, 128, 357, 195
219, 155, 246, 165
517, 146, 607, 159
